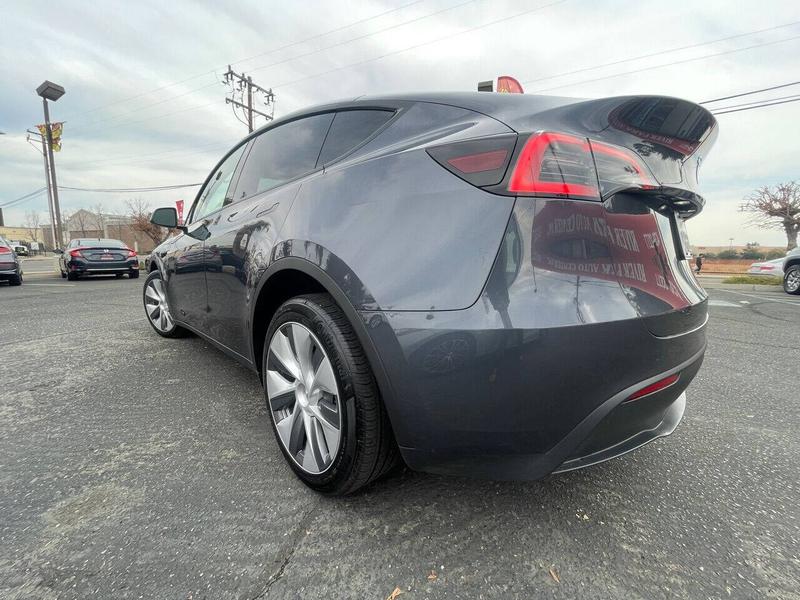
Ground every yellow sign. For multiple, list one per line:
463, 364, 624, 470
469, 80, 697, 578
36, 122, 64, 152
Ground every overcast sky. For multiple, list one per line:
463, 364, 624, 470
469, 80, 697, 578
1, 0, 799, 246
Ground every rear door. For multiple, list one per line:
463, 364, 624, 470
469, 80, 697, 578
202, 112, 334, 358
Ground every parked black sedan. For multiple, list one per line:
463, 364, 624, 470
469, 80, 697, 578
58, 238, 140, 280
0, 235, 23, 286
143, 92, 716, 495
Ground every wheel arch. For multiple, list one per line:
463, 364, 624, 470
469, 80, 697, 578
249, 256, 399, 435
784, 257, 800, 273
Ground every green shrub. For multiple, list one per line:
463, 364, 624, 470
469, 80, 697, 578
721, 275, 782, 285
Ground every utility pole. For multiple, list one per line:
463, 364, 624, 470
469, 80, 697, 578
223, 66, 275, 133
26, 128, 57, 250
36, 80, 66, 247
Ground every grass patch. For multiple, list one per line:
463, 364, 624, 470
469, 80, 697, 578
721, 275, 782, 285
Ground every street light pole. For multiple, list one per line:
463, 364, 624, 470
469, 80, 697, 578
36, 80, 65, 247
25, 128, 57, 251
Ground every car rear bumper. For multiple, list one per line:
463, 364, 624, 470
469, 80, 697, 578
0, 267, 20, 279
360, 303, 706, 481
67, 259, 138, 274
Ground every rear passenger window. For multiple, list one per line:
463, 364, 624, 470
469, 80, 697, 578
316, 110, 394, 166
233, 113, 334, 201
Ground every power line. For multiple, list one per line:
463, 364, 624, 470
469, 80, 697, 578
711, 96, 800, 115
522, 20, 800, 86
67, 0, 552, 135
527, 34, 800, 93
0, 187, 47, 208
271, 0, 570, 91
700, 80, 800, 104
705, 92, 800, 111
59, 183, 202, 193
61, 0, 428, 123
69, 0, 480, 134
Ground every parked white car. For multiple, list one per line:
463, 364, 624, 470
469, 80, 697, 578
747, 258, 784, 278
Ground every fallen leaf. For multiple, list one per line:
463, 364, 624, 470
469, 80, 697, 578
427, 570, 438, 581
549, 566, 560, 584
386, 586, 404, 600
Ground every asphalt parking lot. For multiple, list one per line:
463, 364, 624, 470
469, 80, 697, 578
1, 264, 799, 599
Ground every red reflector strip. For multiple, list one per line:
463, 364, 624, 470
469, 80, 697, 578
446, 149, 509, 174
625, 373, 680, 402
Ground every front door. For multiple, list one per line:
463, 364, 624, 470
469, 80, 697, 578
167, 143, 247, 332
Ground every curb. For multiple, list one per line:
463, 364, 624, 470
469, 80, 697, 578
700, 282, 782, 292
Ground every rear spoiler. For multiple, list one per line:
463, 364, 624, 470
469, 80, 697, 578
494, 95, 718, 217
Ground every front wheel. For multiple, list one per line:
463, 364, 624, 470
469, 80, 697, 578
784, 265, 800, 295
264, 294, 398, 495
143, 270, 190, 338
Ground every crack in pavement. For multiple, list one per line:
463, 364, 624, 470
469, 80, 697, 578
249, 500, 320, 599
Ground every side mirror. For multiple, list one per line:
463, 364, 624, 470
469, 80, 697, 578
53, 248, 64, 255
150, 207, 181, 229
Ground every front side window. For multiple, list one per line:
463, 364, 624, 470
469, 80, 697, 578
233, 113, 334, 201
192, 145, 246, 221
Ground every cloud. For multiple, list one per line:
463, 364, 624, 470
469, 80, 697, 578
1, 0, 799, 246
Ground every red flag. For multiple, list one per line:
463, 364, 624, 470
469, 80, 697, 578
497, 76, 524, 94
175, 200, 184, 225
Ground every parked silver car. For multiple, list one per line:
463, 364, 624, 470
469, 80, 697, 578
783, 247, 800, 295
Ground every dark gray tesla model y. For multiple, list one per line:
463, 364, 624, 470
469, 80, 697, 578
144, 92, 716, 494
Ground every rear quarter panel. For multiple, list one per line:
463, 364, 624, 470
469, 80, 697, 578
279, 101, 517, 311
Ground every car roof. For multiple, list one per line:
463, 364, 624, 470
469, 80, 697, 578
254, 91, 587, 135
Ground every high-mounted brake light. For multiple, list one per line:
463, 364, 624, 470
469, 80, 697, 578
507, 132, 657, 200
625, 373, 680, 402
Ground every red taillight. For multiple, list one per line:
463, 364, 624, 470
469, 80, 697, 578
625, 373, 680, 402
127, 249, 137, 258
427, 135, 517, 187
508, 132, 599, 199
507, 132, 657, 200
69, 248, 84, 258
0, 247, 11, 254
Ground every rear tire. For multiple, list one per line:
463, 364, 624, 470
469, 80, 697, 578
263, 293, 399, 495
784, 265, 800, 295
129, 270, 140, 279
9, 274, 22, 286
60, 270, 66, 279
143, 270, 190, 338
66, 271, 78, 281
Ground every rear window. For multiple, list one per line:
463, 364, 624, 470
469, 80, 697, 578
316, 109, 395, 166
233, 113, 334, 201
77, 239, 127, 248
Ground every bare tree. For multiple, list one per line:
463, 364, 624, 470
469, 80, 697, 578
24, 210, 42, 242
92, 203, 107, 236
72, 209, 91, 236
741, 181, 800, 250
127, 198, 168, 245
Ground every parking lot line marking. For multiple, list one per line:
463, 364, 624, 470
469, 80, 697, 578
721, 290, 800, 306
708, 299, 741, 308
23, 283, 76, 287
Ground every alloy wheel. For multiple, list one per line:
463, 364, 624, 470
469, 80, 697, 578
786, 269, 800, 292
144, 277, 174, 332
266, 322, 341, 475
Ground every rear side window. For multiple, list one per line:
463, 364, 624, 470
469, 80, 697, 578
316, 109, 394, 166
234, 113, 334, 201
